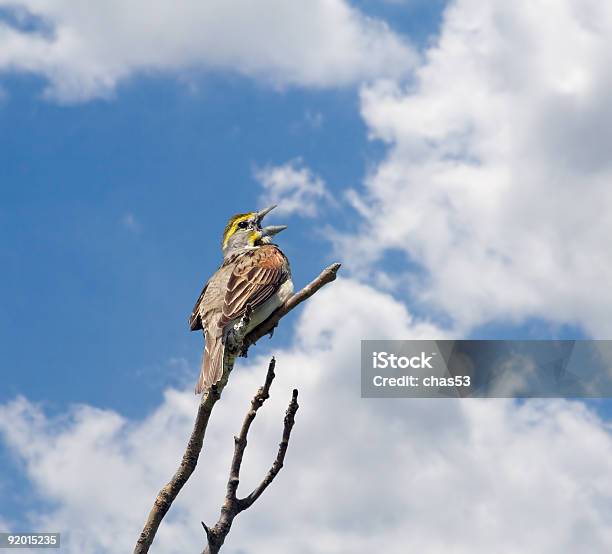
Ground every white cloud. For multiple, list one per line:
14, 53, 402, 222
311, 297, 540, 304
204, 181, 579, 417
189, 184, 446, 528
2, 279, 612, 553
4, 1, 612, 551
0, 0, 416, 102
255, 159, 332, 217
335, 0, 612, 337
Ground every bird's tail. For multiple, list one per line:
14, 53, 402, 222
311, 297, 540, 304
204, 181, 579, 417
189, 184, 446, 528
195, 331, 225, 395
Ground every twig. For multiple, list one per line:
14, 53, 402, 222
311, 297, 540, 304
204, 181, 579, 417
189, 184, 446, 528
237, 387, 298, 512
201, 358, 300, 554
134, 263, 339, 554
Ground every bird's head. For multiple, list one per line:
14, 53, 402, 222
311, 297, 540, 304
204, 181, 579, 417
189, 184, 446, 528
221, 205, 287, 257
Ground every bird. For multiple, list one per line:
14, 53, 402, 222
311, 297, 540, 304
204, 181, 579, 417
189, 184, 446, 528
189, 205, 293, 394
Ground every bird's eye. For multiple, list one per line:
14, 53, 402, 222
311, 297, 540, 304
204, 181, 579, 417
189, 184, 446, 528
237, 221, 248, 229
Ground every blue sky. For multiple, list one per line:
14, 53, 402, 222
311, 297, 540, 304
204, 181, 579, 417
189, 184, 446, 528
0, 0, 450, 418
1, 74, 371, 415
2, 1, 612, 552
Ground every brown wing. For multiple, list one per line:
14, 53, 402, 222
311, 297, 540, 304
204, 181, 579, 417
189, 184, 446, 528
218, 246, 287, 329
189, 282, 208, 331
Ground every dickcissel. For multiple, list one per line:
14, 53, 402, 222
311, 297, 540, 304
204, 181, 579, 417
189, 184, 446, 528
189, 206, 293, 394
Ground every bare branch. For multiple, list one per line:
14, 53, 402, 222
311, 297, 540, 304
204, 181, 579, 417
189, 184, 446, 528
134, 383, 221, 554
237, 388, 299, 513
226, 357, 277, 504
201, 359, 300, 554
134, 263, 339, 554
241, 262, 341, 354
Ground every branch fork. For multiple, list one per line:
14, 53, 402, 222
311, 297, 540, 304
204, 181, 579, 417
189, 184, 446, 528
134, 262, 340, 554
201, 358, 299, 554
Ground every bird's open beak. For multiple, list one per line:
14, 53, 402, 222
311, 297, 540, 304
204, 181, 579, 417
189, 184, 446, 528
261, 224, 287, 237
255, 205, 277, 222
